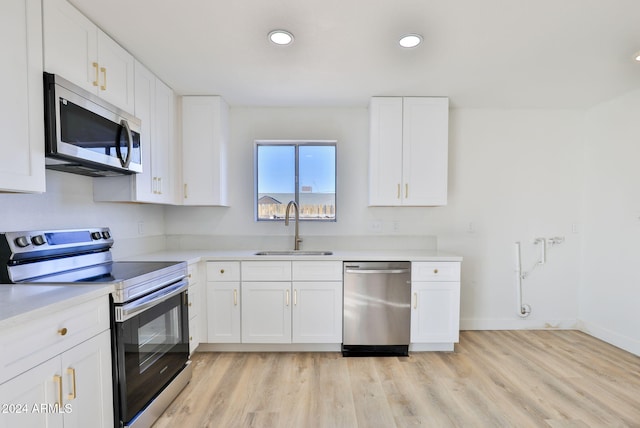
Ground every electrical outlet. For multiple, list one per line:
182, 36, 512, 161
369, 221, 382, 232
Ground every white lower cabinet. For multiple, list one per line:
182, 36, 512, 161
206, 262, 241, 343
187, 262, 205, 354
205, 260, 342, 345
410, 262, 461, 347
241, 281, 291, 344
0, 295, 112, 428
0, 330, 113, 428
292, 281, 342, 343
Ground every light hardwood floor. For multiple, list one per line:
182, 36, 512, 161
153, 331, 640, 427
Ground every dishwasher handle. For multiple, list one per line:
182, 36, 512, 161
344, 267, 410, 274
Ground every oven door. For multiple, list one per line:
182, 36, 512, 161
113, 278, 189, 425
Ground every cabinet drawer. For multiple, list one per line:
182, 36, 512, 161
242, 261, 291, 281
292, 261, 342, 281
207, 261, 240, 281
0, 295, 109, 384
412, 262, 460, 282
187, 263, 199, 285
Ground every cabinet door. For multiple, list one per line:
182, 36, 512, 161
96, 31, 134, 113
187, 277, 203, 353
181, 96, 229, 206
410, 282, 460, 343
402, 97, 449, 206
0, 0, 45, 193
241, 282, 291, 344
368, 97, 403, 205
60, 331, 113, 428
132, 60, 156, 201
292, 282, 342, 343
154, 79, 175, 203
206, 282, 240, 343
0, 357, 63, 428
42, 0, 98, 93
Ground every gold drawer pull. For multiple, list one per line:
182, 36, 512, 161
92, 62, 99, 86
434, 269, 439, 274
58, 327, 68, 336
220, 269, 225, 274
100, 67, 107, 91
54, 375, 63, 406
67, 368, 77, 400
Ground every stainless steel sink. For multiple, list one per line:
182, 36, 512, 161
254, 250, 333, 256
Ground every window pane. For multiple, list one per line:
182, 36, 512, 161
299, 145, 336, 220
257, 145, 295, 220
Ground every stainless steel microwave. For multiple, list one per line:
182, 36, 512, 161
43, 72, 142, 177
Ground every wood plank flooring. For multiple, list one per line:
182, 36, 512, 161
152, 331, 640, 427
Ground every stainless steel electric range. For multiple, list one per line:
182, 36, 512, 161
0, 227, 192, 428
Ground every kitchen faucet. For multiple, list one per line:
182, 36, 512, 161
284, 200, 302, 250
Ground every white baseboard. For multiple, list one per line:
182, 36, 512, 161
460, 318, 579, 330
577, 320, 640, 356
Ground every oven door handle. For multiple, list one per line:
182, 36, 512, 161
117, 278, 188, 322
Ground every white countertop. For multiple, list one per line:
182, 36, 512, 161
0, 283, 113, 329
1, 249, 460, 330
122, 249, 463, 263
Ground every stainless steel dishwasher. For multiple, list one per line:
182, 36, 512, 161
342, 261, 411, 356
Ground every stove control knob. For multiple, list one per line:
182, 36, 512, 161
91, 232, 102, 240
14, 236, 30, 248
31, 235, 46, 246
102, 231, 111, 239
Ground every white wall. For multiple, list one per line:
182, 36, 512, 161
0, 171, 165, 259
580, 89, 640, 355
165, 105, 585, 330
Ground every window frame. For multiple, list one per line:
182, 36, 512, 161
254, 140, 337, 222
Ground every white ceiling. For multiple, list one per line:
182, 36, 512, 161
70, 0, 640, 109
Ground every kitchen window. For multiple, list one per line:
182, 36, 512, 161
255, 141, 336, 221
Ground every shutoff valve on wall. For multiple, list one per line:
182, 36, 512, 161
514, 236, 565, 318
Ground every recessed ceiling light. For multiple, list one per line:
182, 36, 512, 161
399, 34, 423, 48
634, 51, 640, 61
268, 30, 294, 45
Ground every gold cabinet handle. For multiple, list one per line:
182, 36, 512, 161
220, 269, 225, 274
184, 183, 188, 199
67, 368, 77, 400
92, 62, 99, 86
100, 67, 107, 91
413, 292, 418, 309
233, 289, 238, 306
285, 289, 290, 306
294, 289, 297, 306
434, 269, 439, 274
405, 183, 409, 198
53, 375, 63, 406
397, 183, 401, 199
58, 327, 68, 336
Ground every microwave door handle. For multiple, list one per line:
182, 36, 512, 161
119, 119, 133, 168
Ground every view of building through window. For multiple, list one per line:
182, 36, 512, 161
256, 142, 336, 221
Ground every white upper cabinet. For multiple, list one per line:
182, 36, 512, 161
0, 0, 46, 193
93, 61, 177, 204
43, 0, 134, 113
181, 96, 229, 206
369, 97, 449, 206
